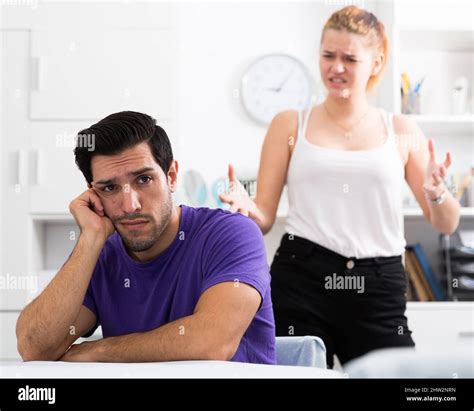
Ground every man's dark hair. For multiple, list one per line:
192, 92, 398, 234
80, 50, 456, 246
74, 111, 173, 184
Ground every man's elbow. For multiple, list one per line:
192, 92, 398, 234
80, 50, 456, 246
17, 334, 60, 362
18, 346, 61, 362
205, 339, 240, 361
17, 341, 44, 362
16, 325, 34, 361
16, 315, 37, 361
18, 347, 42, 362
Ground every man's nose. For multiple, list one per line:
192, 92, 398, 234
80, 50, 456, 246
122, 185, 141, 214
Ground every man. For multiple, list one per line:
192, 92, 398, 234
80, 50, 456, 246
16, 111, 276, 364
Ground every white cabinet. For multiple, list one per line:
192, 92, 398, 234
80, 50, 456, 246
1, 30, 31, 310
30, 28, 176, 121
406, 302, 474, 351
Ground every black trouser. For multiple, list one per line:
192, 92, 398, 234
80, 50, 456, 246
270, 234, 415, 368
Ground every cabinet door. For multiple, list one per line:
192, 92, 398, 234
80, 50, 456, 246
407, 302, 474, 351
30, 28, 176, 120
1, 30, 31, 309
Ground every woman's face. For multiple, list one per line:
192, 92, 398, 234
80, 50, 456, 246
319, 28, 382, 98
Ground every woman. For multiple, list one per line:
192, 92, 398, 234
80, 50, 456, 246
220, 6, 460, 368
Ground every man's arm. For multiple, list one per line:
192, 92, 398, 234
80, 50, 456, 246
16, 233, 102, 361
16, 188, 113, 361
60, 281, 261, 362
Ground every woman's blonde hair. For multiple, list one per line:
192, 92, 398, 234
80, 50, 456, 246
321, 5, 389, 91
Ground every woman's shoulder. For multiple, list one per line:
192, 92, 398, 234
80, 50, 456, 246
270, 109, 298, 127
266, 110, 299, 143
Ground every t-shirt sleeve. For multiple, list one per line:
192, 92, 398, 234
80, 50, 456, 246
82, 281, 97, 317
201, 213, 271, 304
81, 265, 101, 338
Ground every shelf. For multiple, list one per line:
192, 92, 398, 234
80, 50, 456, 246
31, 213, 74, 222
407, 301, 474, 310
31, 218, 78, 271
408, 115, 474, 135
403, 207, 474, 218
277, 207, 474, 219
395, 24, 473, 119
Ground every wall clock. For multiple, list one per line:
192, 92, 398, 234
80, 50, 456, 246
240, 54, 313, 125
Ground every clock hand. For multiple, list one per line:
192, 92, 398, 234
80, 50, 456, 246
275, 70, 293, 92
264, 70, 294, 92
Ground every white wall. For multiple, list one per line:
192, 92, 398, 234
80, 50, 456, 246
395, 0, 473, 29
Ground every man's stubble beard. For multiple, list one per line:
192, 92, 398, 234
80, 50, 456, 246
114, 192, 173, 253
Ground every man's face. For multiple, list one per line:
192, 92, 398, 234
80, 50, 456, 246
90, 141, 176, 252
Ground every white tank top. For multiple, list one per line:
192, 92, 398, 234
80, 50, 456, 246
285, 106, 406, 258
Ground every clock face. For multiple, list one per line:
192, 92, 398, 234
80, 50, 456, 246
240, 54, 313, 125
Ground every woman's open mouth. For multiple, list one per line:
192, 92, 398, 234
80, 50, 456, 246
328, 77, 347, 85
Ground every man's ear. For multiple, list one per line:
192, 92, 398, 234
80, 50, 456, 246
167, 160, 179, 192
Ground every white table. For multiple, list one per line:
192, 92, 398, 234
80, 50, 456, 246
0, 361, 342, 379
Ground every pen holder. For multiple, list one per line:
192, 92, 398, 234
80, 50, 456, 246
401, 91, 421, 115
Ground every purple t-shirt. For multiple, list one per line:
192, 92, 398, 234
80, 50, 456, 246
82, 205, 276, 364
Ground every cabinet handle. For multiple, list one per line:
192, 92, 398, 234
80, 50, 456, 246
17, 149, 27, 188
458, 331, 474, 338
31, 57, 43, 91
34, 149, 43, 185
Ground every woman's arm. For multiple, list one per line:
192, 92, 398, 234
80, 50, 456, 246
395, 115, 460, 235
220, 110, 298, 234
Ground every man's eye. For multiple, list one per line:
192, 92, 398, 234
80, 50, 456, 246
323, 54, 334, 59
103, 185, 116, 193
138, 175, 152, 184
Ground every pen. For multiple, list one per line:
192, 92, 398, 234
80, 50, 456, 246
414, 76, 425, 94
401, 72, 410, 95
